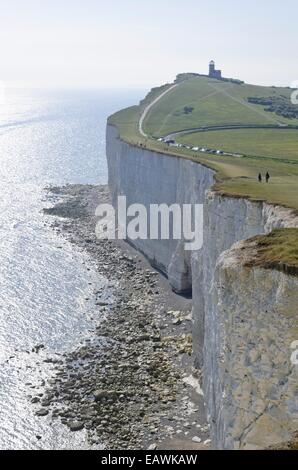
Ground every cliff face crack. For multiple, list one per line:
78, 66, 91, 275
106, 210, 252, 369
238, 395, 293, 449
239, 404, 269, 448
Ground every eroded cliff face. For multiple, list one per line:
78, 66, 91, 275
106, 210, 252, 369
106, 123, 298, 449
208, 241, 298, 449
192, 192, 298, 366
107, 124, 214, 293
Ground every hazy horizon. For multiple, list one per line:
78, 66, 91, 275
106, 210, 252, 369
1, 0, 297, 90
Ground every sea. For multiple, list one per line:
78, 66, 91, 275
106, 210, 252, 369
0, 87, 144, 449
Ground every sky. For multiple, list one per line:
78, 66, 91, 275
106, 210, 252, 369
0, 0, 297, 89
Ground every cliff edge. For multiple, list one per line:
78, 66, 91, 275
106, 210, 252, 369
106, 76, 298, 449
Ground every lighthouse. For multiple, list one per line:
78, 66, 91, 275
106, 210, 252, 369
209, 60, 222, 79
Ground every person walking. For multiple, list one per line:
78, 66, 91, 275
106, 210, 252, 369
266, 172, 270, 183
258, 173, 262, 183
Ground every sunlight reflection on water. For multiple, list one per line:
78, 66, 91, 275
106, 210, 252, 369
0, 88, 143, 449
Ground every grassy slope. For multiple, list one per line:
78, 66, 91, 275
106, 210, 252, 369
143, 76, 298, 136
108, 75, 298, 212
108, 83, 173, 144
178, 128, 298, 161
109, 105, 141, 144
245, 229, 298, 274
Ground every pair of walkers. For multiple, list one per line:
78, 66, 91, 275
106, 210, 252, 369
258, 172, 270, 183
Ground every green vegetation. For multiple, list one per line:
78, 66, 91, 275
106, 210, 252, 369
108, 74, 298, 211
178, 128, 298, 161
109, 105, 141, 143
142, 76, 298, 137
108, 82, 173, 143
245, 229, 298, 274
248, 95, 298, 120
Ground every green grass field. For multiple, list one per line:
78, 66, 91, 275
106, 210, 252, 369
108, 74, 298, 212
142, 76, 298, 137
245, 229, 298, 274
109, 105, 141, 144
178, 128, 298, 161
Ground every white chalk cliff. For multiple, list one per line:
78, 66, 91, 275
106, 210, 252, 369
106, 123, 298, 449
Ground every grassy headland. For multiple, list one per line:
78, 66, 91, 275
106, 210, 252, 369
108, 74, 298, 211
245, 229, 298, 275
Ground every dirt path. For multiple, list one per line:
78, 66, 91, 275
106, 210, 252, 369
139, 84, 178, 138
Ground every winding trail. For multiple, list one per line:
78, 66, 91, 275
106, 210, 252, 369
138, 79, 298, 165
138, 81, 296, 141
139, 83, 179, 138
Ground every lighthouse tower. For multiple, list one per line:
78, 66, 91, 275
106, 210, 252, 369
209, 60, 222, 79
209, 60, 215, 76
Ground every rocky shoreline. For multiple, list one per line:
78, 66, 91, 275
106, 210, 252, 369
35, 184, 210, 450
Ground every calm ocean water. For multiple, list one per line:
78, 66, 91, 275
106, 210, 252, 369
0, 88, 144, 449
